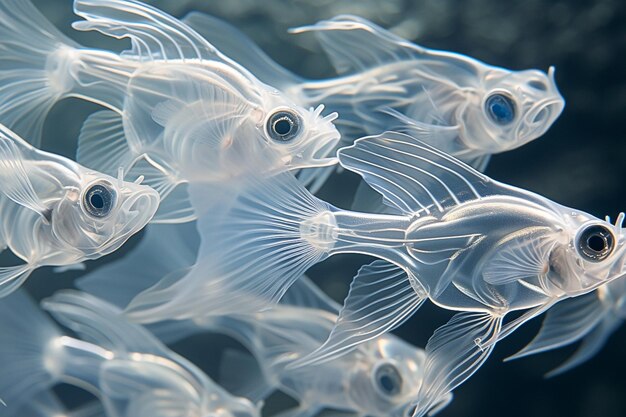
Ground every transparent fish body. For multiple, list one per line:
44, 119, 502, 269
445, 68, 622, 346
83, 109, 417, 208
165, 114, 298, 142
144, 131, 625, 416
0, 0, 340, 222
181, 12, 564, 179
0, 290, 260, 417
0, 124, 158, 298
151, 277, 431, 417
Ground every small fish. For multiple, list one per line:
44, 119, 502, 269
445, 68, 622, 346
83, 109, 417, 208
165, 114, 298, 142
0, 290, 260, 417
126, 131, 626, 416
0, 0, 340, 223
0, 124, 158, 298
505, 273, 626, 377
181, 12, 564, 190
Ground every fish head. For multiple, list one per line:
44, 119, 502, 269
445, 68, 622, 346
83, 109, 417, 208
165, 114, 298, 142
465, 66, 564, 153
257, 90, 341, 171
543, 211, 626, 297
346, 335, 426, 417
51, 171, 159, 258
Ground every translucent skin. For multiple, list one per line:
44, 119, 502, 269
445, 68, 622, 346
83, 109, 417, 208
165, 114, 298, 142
49, 0, 339, 183
192, 305, 429, 417
0, 125, 158, 293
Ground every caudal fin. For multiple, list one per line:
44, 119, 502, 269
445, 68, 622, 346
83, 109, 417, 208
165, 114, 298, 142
124, 172, 334, 322
0, 0, 80, 145
0, 290, 61, 411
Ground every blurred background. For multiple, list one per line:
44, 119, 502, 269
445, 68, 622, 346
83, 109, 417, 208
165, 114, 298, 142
26, 1, 626, 416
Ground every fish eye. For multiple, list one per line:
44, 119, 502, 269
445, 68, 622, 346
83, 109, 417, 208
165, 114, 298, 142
485, 93, 516, 125
374, 363, 403, 397
82, 182, 116, 218
266, 109, 302, 142
576, 224, 615, 262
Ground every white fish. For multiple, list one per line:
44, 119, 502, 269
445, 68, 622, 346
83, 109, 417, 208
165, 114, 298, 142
0, 124, 158, 298
505, 273, 626, 377
181, 12, 564, 191
0, 0, 340, 223
0, 290, 260, 417
77, 247, 451, 417
123, 131, 626, 416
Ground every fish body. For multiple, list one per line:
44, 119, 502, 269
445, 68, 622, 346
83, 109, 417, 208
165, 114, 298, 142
0, 0, 340, 222
182, 12, 564, 190
135, 131, 625, 416
0, 290, 259, 417
0, 124, 158, 297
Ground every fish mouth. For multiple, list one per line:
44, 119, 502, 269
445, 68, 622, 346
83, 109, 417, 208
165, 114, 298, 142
99, 189, 160, 254
516, 97, 565, 141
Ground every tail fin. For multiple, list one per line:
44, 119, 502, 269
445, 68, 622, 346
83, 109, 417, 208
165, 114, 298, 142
0, 290, 61, 411
181, 11, 303, 90
0, 0, 80, 145
124, 172, 334, 322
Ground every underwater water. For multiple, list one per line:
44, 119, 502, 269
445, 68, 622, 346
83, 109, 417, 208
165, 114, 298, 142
19, 0, 626, 416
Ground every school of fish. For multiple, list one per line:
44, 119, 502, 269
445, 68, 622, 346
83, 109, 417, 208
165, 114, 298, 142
0, 0, 620, 416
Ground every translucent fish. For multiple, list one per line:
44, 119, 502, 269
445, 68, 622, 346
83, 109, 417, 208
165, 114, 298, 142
130, 131, 626, 416
181, 12, 564, 191
0, 0, 340, 223
506, 274, 626, 377
144, 277, 447, 417
0, 290, 260, 417
0, 123, 158, 298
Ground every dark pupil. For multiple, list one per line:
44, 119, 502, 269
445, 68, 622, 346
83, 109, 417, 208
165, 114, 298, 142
90, 193, 105, 210
274, 118, 293, 136
578, 225, 614, 262
587, 234, 607, 252
486, 94, 515, 125
379, 374, 395, 393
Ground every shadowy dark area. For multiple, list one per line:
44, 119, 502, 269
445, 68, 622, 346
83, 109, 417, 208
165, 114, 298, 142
25, 1, 626, 416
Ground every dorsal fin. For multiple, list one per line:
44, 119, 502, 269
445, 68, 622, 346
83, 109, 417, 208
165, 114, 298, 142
182, 11, 302, 89
290, 15, 424, 74
72, 0, 234, 64
290, 15, 479, 82
337, 131, 502, 215
42, 290, 170, 356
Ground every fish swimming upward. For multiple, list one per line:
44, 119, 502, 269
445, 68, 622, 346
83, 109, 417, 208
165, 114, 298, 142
0, 290, 260, 417
0, 0, 340, 223
0, 123, 158, 298
117, 130, 626, 417
181, 13, 564, 190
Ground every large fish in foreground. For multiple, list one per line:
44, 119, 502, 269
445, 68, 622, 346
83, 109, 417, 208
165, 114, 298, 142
182, 13, 564, 190
0, 0, 340, 222
117, 130, 625, 416
0, 123, 158, 297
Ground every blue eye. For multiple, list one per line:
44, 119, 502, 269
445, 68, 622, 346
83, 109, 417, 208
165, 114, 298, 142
374, 363, 402, 396
485, 93, 516, 125
83, 182, 116, 218
267, 110, 301, 142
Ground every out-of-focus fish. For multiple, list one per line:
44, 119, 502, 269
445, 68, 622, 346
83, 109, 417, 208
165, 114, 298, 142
142, 277, 450, 417
506, 274, 626, 377
0, 123, 158, 298
0, 0, 340, 223
0, 290, 260, 417
121, 131, 626, 416
181, 12, 564, 191
5, 390, 104, 417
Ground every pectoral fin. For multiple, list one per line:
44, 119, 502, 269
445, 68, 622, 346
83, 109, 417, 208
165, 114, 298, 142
506, 293, 607, 361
